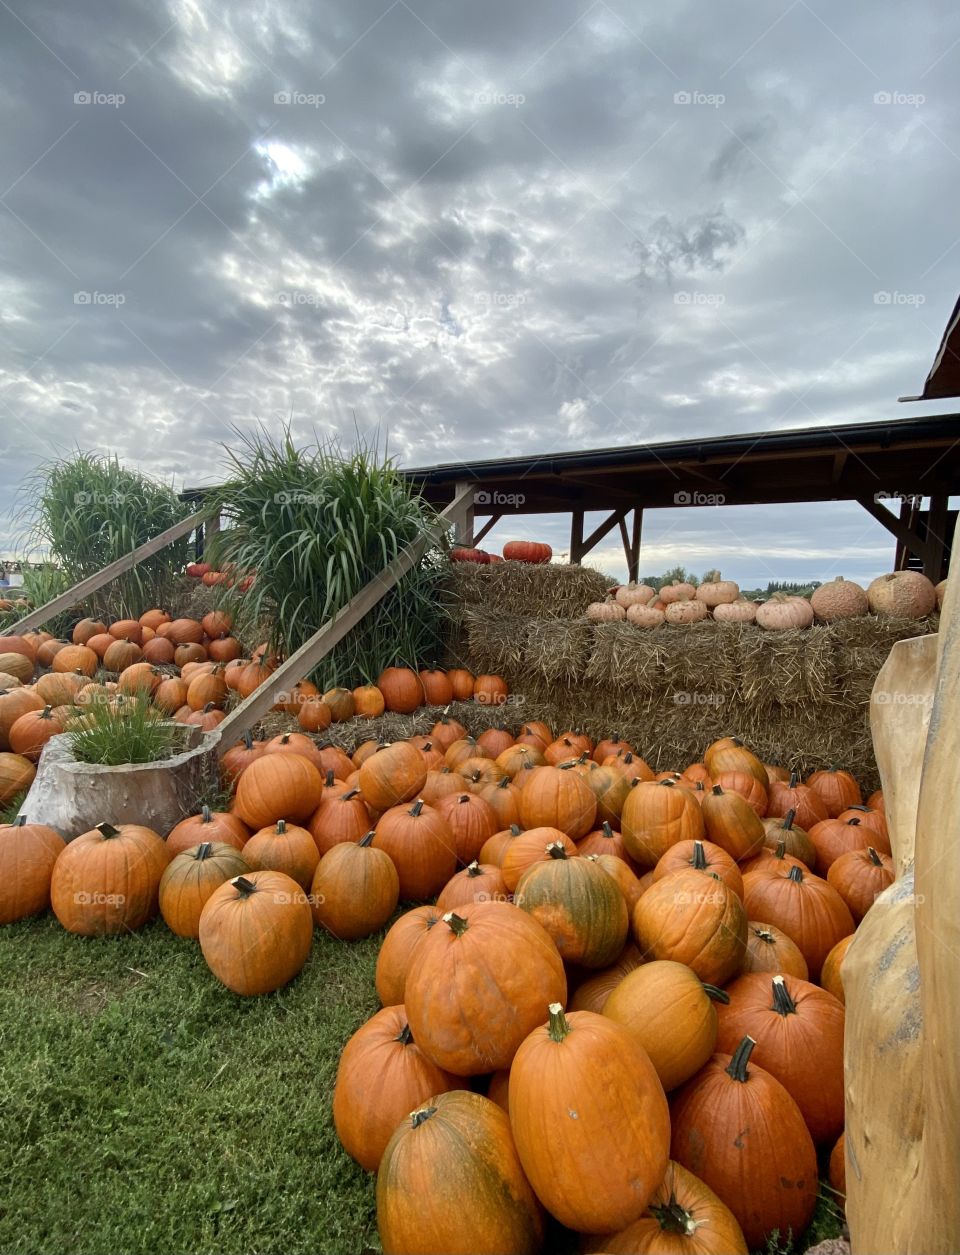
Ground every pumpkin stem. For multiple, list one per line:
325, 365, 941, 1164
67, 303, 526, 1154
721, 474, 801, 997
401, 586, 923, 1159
341, 789, 362, 800
754, 926, 776, 943
649, 1198, 701, 1237
547, 1002, 571, 1042
711, 784, 723, 796
783, 808, 796, 829
623, 753, 634, 764
276, 819, 287, 834
443, 912, 469, 937
359, 831, 375, 847
788, 770, 799, 788
774, 839, 787, 859
96, 822, 121, 839
867, 846, 882, 866
395, 1023, 414, 1045
509, 824, 521, 836
726, 1035, 757, 1082
325, 769, 335, 786
466, 861, 482, 877
847, 817, 861, 827
497, 776, 510, 789
13, 815, 26, 827
691, 841, 707, 870
201, 805, 212, 823
410, 1105, 437, 1128
195, 842, 213, 860
409, 799, 425, 817
232, 875, 257, 898
546, 842, 569, 860
457, 794, 470, 804
771, 974, 798, 1016
702, 983, 730, 1004
787, 865, 805, 883
660, 779, 676, 789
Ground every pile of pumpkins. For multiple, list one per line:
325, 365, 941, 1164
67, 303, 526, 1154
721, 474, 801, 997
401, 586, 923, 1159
451, 540, 553, 565
185, 561, 255, 590
0, 611, 510, 806
588, 569, 946, 630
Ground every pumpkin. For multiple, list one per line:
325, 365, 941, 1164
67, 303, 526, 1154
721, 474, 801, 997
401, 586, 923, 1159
509, 1004, 670, 1233
755, 593, 814, 630
515, 843, 628, 967
0, 816, 66, 924
603, 959, 728, 1092
376, 667, 424, 713
52, 644, 97, 677
8, 705, 64, 761
0, 651, 33, 684
670, 1037, 818, 1250
577, 819, 636, 865
334, 1005, 459, 1173
588, 852, 645, 914
436, 859, 507, 911
665, 600, 708, 625
311, 832, 399, 940
660, 582, 696, 603
181, 703, 224, 731
589, 1160, 748, 1254
35, 638, 69, 668
174, 643, 208, 668
35, 671, 86, 707
219, 731, 264, 785
696, 578, 740, 608
806, 767, 862, 817
432, 791, 499, 866
836, 803, 889, 850
317, 687, 352, 722
569, 940, 645, 1013
478, 822, 523, 866
158, 841, 250, 938
829, 1133, 846, 1208
582, 765, 633, 828
476, 724, 515, 758
261, 731, 325, 773
767, 770, 828, 829
358, 741, 426, 812
142, 637, 176, 665
827, 845, 893, 922
314, 743, 355, 781
150, 676, 186, 715
235, 660, 274, 698
516, 719, 552, 749
50, 822, 170, 935
375, 904, 442, 1005
473, 674, 509, 705
372, 799, 457, 899
516, 762, 596, 839
444, 736, 486, 770
233, 753, 324, 829
808, 815, 874, 875
702, 739, 768, 789
475, 776, 522, 828
760, 810, 816, 868
544, 733, 589, 766
108, 618, 143, 644
501, 826, 578, 891
811, 576, 869, 621
116, 662, 162, 698
615, 583, 656, 608
709, 769, 768, 818
587, 601, 626, 622
404, 901, 566, 1074
418, 668, 454, 706
447, 668, 475, 700
867, 570, 937, 618
0, 689, 44, 751
713, 598, 757, 624
460, 757, 501, 788
72, 617, 107, 645
429, 712, 468, 751
199, 870, 312, 994
376, 1090, 543, 1255
167, 617, 204, 645
503, 539, 552, 563
653, 838, 743, 900
700, 786, 766, 862
166, 806, 249, 856
819, 933, 852, 1004
632, 868, 747, 985
716, 972, 844, 1144
241, 818, 319, 890
621, 780, 705, 869
742, 863, 853, 981
741, 921, 809, 980
420, 766, 468, 807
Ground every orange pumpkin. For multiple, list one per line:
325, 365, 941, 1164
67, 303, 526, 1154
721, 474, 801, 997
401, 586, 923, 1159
310, 832, 399, 940
820, 933, 853, 1004
742, 863, 854, 981
809, 815, 876, 875
232, 753, 324, 829
418, 668, 454, 706
0, 816, 66, 924
159, 840, 250, 938
807, 768, 862, 818
446, 668, 475, 701
50, 822, 170, 935
308, 786, 371, 857
358, 741, 426, 812
376, 666, 424, 713
518, 762, 597, 839
653, 838, 744, 900
501, 825, 578, 891
569, 941, 644, 1013
372, 799, 457, 899
741, 921, 809, 980
374, 904, 442, 1005
166, 806, 249, 856
767, 771, 829, 829
827, 845, 894, 921
199, 870, 312, 994
433, 791, 500, 866
473, 674, 509, 705
701, 786, 765, 862
515, 842, 628, 967
8, 705, 64, 761
621, 780, 705, 869
632, 868, 747, 985
52, 644, 98, 677
241, 818, 319, 891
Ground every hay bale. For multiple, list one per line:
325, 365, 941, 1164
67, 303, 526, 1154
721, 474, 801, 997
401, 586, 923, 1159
444, 561, 609, 621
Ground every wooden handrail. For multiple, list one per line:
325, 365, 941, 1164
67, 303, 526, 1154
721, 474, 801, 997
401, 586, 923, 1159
7, 509, 209, 633
214, 486, 471, 754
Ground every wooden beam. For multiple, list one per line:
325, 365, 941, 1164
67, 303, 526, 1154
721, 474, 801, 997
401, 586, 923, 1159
449, 481, 474, 544
214, 486, 474, 754
569, 511, 584, 564
858, 496, 931, 564
831, 451, 848, 486
618, 514, 631, 571
8, 510, 209, 633
469, 513, 501, 547
629, 508, 642, 582
580, 509, 627, 556
925, 494, 949, 582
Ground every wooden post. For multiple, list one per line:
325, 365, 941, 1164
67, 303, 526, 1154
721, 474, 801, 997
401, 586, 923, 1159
925, 493, 948, 581
570, 511, 584, 564
450, 481, 474, 545
629, 509, 642, 582
470, 513, 502, 548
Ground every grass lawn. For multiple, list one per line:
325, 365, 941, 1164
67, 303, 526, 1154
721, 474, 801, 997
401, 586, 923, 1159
0, 912, 845, 1255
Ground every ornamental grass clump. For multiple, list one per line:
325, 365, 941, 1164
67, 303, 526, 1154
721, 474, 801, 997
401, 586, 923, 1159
209, 428, 447, 688
66, 693, 178, 766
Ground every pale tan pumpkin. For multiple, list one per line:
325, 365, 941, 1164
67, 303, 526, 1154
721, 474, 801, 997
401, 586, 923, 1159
811, 576, 869, 622
713, 598, 757, 624
626, 603, 665, 628
665, 600, 708, 625
659, 581, 697, 604
867, 571, 937, 618
615, 583, 656, 608
697, 578, 740, 608
586, 601, 626, 622
755, 594, 813, 631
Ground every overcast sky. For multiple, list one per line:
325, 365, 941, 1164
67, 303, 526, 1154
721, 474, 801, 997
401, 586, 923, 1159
1, 0, 958, 585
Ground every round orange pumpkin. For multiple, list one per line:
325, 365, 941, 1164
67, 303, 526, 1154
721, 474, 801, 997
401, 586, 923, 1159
515, 842, 628, 967
741, 921, 809, 980
241, 818, 319, 890
372, 799, 457, 899
310, 832, 399, 940
51, 822, 170, 935
621, 780, 705, 869
632, 868, 747, 985
159, 840, 250, 938
233, 753, 324, 829
199, 870, 312, 994
374, 904, 442, 1006
0, 816, 66, 924
376, 666, 424, 713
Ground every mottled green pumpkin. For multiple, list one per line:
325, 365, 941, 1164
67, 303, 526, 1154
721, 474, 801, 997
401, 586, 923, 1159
515, 841, 628, 968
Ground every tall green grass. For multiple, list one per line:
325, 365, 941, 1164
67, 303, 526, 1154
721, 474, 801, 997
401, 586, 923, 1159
209, 429, 448, 687
67, 693, 178, 766
17, 452, 192, 620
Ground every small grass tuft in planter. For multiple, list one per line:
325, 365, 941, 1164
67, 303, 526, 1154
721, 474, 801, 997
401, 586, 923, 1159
66, 694, 179, 766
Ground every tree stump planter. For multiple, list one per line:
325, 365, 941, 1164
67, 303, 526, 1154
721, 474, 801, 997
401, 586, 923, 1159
19, 727, 222, 840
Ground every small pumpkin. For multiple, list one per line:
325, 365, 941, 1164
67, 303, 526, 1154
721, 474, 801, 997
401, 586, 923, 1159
665, 600, 709, 625
741, 921, 809, 980
501, 826, 578, 891
447, 669, 475, 700
632, 867, 747, 985
199, 870, 312, 994
436, 859, 507, 912
653, 838, 744, 900
755, 593, 814, 630
310, 832, 399, 940
742, 863, 853, 981
233, 753, 324, 829
358, 741, 427, 812
808, 815, 874, 875
767, 770, 828, 830
241, 818, 319, 891
827, 845, 894, 922
473, 674, 509, 706
165, 806, 249, 856
376, 666, 424, 713
433, 791, 500, 867
621, 780, 705, 869
8, 705, 64, 761
586, 600, 626, 622
696, 578, 740, 608
701, 786, 765, 861
811, 576, 869, 622
760, 809, 816, 868
806, 768, 863, 818
159, 841, 250, 938
713, 598, 757, 624
503, 539, 552, 564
